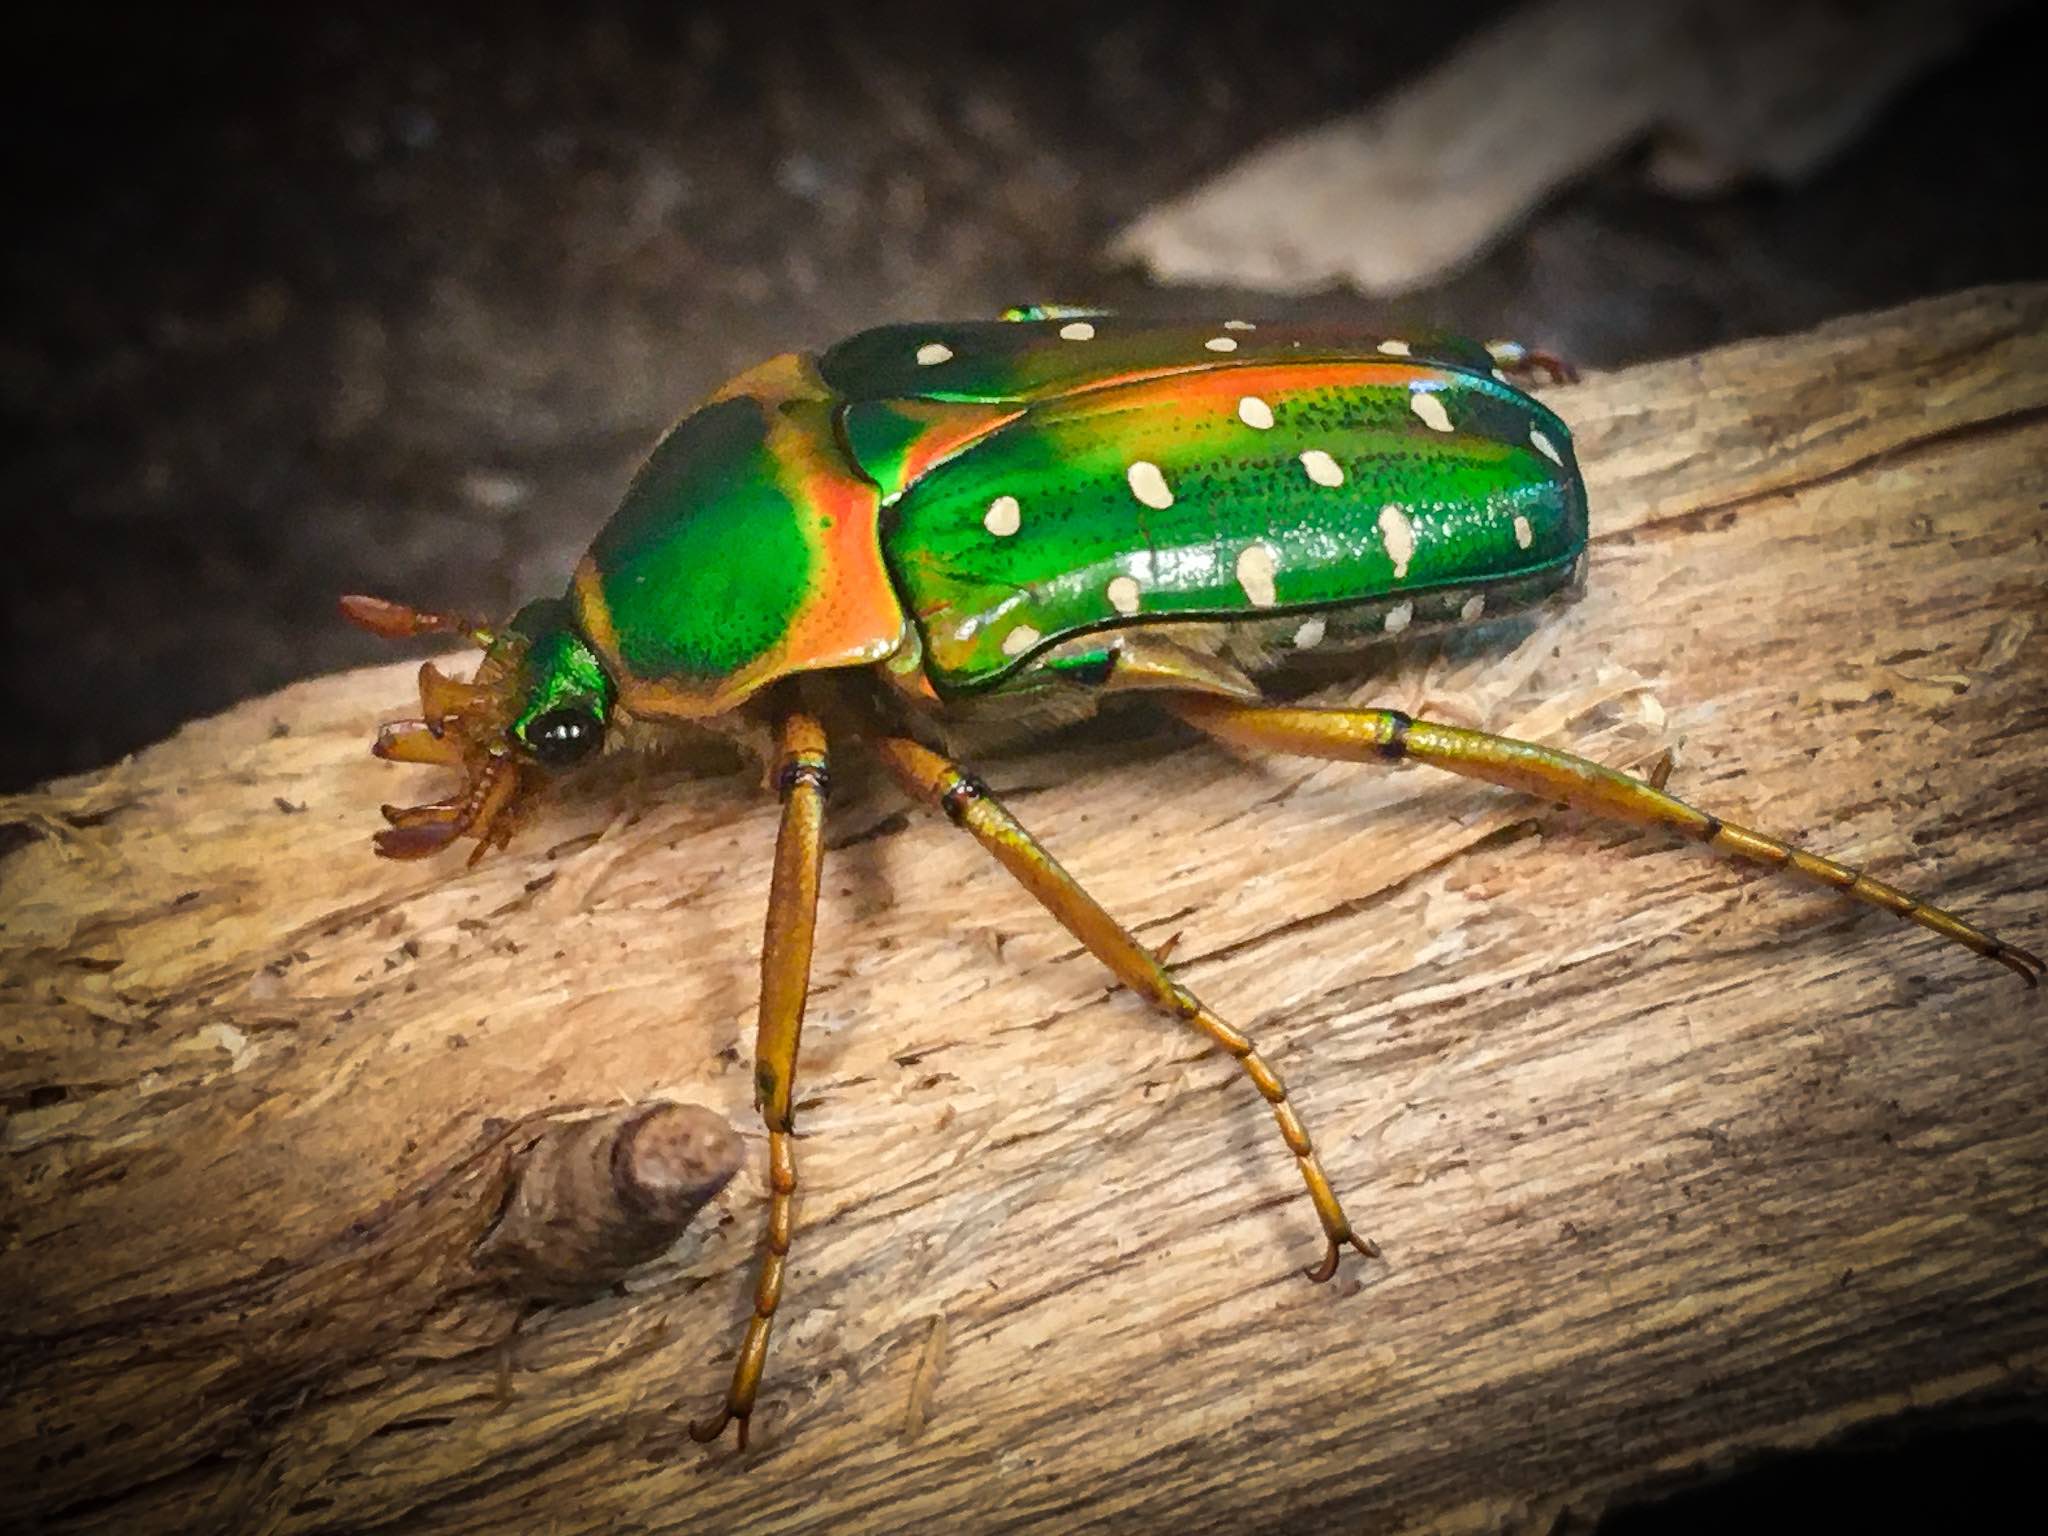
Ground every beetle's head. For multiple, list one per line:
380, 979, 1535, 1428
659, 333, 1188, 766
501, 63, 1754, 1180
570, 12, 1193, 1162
341, 593, 616, 862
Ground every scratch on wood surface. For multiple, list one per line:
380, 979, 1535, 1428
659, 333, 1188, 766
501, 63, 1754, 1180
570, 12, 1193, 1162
901, 1312, 951, 1442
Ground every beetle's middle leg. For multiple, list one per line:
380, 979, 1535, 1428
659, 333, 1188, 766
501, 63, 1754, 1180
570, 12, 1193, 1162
1164, 693, 2043, 986
872, 733, 1378, 1282
688, 706, 830, 1452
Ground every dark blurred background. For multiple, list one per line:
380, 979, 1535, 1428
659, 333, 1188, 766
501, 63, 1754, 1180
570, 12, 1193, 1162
3, 2, 2041, 1524
7, 4, 2045, 796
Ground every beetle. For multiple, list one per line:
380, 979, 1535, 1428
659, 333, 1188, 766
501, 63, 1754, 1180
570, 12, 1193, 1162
342, 309, 2041, 1450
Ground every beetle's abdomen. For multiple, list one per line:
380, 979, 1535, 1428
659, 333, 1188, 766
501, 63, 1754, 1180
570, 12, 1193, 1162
868, 356, 1586, 692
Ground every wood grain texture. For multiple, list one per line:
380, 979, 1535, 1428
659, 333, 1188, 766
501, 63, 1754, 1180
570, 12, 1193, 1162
4, 285, 2045, 1534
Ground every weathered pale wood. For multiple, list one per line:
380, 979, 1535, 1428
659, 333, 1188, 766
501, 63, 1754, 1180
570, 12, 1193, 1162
4, 286, 2045, 1534
1107, 0, 2017, 292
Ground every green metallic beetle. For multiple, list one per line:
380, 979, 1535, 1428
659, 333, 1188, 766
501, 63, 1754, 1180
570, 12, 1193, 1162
344, 308, 2041, 1450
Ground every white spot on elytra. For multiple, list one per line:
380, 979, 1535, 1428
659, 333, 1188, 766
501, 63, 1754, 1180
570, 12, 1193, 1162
1299, 449, 1345, 487
1126, 460, 1174, 509
1377, 339, 1411, 356
1204, 335, 1238, 352
1530, 427, 1564, 464
1384, 600, 1413, 634
1460, 594, 1486, 623
1223, 319, 1255, 330
1238, 395, 1274, 430
1409, 390, 1453, 433
1001, 624, 1041, 657
915, 341, 953, 366
1514, 514, 1533, 549
1106, 575, 1142, 615
1378, 504, 1416, 579
984, 495, 1021, 537
1492, 367, 1510, 383
1059, 321, 1096, 341
1236, 543, 1279, 607
1293, 616, 1326, 649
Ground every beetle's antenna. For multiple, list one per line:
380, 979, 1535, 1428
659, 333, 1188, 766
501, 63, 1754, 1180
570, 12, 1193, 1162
340, 593, 496, 649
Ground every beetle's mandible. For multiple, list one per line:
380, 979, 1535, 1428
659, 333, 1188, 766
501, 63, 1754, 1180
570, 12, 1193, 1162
343, 310, 2041, 1451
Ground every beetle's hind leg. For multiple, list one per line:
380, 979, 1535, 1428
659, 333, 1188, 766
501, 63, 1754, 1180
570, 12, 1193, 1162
1165, 694, 2043, 986
1484, 339, 1579, 386
873, 734, 1378, 1284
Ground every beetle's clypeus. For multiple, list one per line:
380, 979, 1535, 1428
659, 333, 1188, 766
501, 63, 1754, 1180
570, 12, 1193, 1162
343, 310, 2041, 1451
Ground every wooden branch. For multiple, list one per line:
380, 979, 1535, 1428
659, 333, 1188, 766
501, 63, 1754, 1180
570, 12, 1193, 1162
5, 285, 2045, 1534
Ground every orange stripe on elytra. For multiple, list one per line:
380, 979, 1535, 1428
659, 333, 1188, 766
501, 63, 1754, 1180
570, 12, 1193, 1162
883, 359, 1457, 500
1029, 360, 1463, 422
876, 400, 1027, 493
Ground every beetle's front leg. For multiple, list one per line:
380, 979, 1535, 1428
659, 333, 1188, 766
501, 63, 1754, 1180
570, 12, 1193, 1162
689, 707, 830, 1451
872, 734, 1378, 1283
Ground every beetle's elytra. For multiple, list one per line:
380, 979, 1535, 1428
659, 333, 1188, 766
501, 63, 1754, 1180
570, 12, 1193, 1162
343, 309, 2041, 1450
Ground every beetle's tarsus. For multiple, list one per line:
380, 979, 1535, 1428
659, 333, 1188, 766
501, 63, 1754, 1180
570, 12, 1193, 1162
1303, 1231, 1377, 1283
1994, 942, 2044, 987
1303, 1240, 1340, 1283
687, 1406, 746, 1449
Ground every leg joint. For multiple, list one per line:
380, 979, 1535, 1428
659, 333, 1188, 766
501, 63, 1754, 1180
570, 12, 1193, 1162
1378, 710, 1413, 762
940, 773, 989, 825
776, 755, 830, 801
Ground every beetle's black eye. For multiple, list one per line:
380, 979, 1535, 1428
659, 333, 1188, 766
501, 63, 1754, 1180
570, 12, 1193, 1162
523, 708, 602, 767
